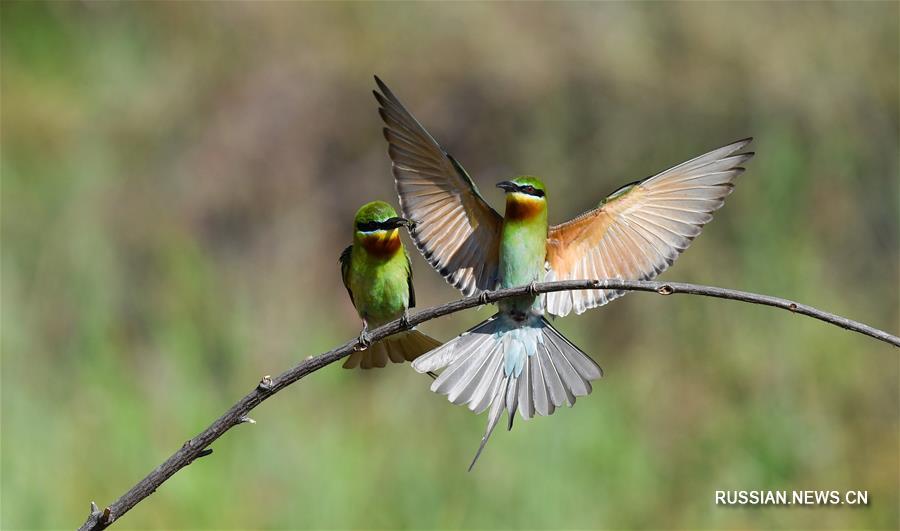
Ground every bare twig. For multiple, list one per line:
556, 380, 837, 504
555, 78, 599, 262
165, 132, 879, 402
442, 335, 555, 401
77, 279, 899, 530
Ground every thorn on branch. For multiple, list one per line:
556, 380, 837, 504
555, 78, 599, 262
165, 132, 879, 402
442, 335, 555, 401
181, 446, 213, 467
257, 375, 274, 391
657, 284, 674, 295
238, 415, 256, 424
80, 501, 109, 531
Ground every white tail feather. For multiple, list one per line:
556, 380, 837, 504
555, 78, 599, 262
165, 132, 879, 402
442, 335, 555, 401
412, 313, 602, 469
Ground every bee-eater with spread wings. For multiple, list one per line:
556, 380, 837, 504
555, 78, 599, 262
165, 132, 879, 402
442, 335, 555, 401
340, 201, 441, 370
373, 77, 753, 469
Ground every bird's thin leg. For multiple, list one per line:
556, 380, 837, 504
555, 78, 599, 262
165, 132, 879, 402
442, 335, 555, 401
527, 281, 538, 297
399, 309, 411, 329
478, 291, 490, 306
355, 320, 372, 351
426, 371, 439, 380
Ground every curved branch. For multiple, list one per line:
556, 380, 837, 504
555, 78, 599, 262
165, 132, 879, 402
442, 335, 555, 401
78, 279, 899, 530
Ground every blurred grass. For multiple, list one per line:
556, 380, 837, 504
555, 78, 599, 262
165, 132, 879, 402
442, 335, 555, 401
2, 1, 898, 529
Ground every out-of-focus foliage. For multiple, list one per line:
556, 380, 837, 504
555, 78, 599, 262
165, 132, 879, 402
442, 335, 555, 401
2, 2, 897, 529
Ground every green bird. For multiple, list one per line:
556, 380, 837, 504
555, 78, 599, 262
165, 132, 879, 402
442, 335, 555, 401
340, 201, 441, 370
374, 76, 754, 468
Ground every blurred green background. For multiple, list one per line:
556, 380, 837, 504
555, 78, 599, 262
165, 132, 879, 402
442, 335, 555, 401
2, 1, 898, 529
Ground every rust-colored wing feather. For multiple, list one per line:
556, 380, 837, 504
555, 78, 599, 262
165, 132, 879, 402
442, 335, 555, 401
544, 138, 754, 316
374, 76, 502, 295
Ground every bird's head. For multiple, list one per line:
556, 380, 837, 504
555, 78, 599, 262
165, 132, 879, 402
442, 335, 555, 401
496, 176, 547, 221
353, 201, 409, 255
496, 176, 546, 198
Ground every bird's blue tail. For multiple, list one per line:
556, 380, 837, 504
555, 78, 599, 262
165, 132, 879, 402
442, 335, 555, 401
411, 313, 602, 470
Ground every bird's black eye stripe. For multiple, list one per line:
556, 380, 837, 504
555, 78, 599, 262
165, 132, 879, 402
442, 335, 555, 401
356, 220, 402, 232
519, 185, 545, 197
356, 221, 383, 232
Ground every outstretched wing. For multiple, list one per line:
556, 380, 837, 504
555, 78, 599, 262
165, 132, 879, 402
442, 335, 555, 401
339, 245, 354, 307
374, 76, 503, 296
544, 138, 754, 317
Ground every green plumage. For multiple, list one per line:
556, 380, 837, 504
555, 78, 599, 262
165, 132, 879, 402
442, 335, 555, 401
341, 244, 413, 327
498, 176, 549, 314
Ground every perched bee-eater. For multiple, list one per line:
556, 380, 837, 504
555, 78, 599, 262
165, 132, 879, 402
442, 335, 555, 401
374, 76, 754, 468
340, 201, 441, 370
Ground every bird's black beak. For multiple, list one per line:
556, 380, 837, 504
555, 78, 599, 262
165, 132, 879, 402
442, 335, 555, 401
385, 217, 411, 228
496, 181, 518, 192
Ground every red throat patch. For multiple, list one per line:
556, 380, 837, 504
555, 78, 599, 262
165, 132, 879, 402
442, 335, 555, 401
360, 230, 402, 258
505, 194, 546, 221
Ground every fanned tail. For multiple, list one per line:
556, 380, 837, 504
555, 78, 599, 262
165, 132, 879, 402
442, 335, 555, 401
343, 329, 442, 369
412, 314, 603, 469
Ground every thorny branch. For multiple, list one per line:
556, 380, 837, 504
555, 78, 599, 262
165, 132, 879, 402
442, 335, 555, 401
78, 279, 899, 530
